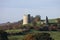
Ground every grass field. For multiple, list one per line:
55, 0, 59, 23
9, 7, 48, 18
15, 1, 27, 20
7, 29, 60, 40
50, 32, 60, 40
8, 35, 24, 40
6, 29, 23, 33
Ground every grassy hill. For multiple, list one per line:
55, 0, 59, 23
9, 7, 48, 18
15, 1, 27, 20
48, 19, 58, 23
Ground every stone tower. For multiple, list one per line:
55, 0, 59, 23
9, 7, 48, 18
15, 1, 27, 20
23, 14, 31, 25
23, 14, 28, 25
34, 15, 41, 22
28, 14, 31, 23
46, 16, 49, 25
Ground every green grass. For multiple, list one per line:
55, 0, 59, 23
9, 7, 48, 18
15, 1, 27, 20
7, 29, 60, 40
49, 19, 57, 23
50, 32, 60, 40
6, 29, 23, 33
8, 35, 25, 40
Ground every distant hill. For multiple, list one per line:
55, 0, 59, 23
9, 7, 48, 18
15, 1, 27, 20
0, 22, 11, 26
0, 18, 59, 26
0, 17, 60, 30
48, 19, 58, 23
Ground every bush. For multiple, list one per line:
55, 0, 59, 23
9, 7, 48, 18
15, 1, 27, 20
0, 30, 8, 40
24, 33, 54, 40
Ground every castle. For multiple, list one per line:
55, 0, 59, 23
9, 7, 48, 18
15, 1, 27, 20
23, 14, 49, 25
23, 14, 48, 25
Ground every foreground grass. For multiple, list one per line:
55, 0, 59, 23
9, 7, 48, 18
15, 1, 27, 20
7, 30, 60, 40
6, 29, 23, 33
8, 35, 24, 40
50, 32, 60, 40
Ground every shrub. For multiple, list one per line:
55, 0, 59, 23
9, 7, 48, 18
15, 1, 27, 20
24, 33, 54, 40
0, 30, 8, 40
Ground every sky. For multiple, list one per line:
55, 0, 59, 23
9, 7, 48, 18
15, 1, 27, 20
0, 0, 60, 23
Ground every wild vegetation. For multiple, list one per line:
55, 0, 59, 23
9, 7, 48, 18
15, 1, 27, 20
0, 16, 60, 40
8, 31, 60, 40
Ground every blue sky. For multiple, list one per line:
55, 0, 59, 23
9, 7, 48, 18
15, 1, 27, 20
0, 0, 60, 23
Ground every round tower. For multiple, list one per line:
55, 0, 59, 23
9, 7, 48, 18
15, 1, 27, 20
23, 14, 28, 25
